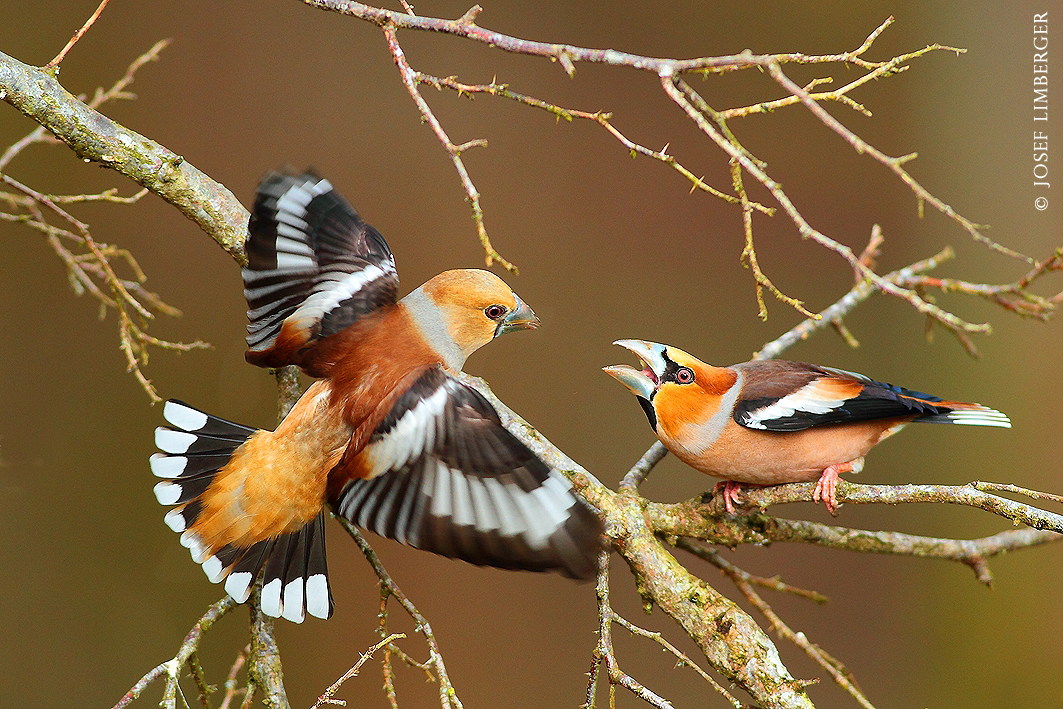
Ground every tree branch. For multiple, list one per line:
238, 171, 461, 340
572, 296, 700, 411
6, 11, 1060, 709
0, 48, 249, 261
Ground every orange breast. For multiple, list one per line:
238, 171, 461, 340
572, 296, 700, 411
193, 306, 446, 554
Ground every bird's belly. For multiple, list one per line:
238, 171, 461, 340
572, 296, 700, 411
672, 420, 903, 485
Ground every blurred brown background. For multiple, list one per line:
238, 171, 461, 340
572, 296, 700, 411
1, 1, 1060, 707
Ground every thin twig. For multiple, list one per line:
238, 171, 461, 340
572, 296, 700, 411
678, 543, 829, 604
744, 481, 1063, 533
972, 481, 1063, 505
681, 539, 873, 709
764, 60, 1031, 263
415, 71, 773, 212
336, 518, 464, 709
755, 243, 955, 359
45, 0, 111, 69
589, 551, 726, 709
218, 646, 250, 709
765, 521, 1062, 586
618, 441, 668, 492
112, 663, 169, 709
111, 596, 237, 709
311, 634, 406, 709
382, 25, 514, 272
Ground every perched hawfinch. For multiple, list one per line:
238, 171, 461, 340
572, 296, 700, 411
151, 171, 602, 622
604, 339, 1010, 514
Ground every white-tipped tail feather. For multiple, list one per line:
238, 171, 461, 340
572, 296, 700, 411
151, 400, 334, 621
920, 405, 1012, 428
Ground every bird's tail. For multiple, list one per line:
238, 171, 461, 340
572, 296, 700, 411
150, 400, 334, 622
914, 401, 1011, 428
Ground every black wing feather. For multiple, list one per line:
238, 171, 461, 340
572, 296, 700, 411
331, 367, 603, 579
242, 171, 399, 367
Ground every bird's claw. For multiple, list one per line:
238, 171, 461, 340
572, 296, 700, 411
813, 462, 853, 515
713, 480, 747, 515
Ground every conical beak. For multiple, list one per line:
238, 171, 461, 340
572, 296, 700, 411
496, 294, 540, 336
602, 365, 656, 400
602, 339, 669, 400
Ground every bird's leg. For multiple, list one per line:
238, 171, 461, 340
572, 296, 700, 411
712, 480, 761, 515
812, 457, 862, 514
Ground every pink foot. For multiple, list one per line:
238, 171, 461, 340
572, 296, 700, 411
813, 461, 856, 514
713, 480, 760, 515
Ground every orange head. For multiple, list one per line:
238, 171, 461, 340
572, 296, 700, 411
603, 340, 737, 438
405, 269, 539, 370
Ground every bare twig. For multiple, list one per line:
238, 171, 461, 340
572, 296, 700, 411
587, 553, 681, 709
111, 596, 238, 709
764, 522, 1062, 586
415, 71, 773, 212
5, 9, 1059, 709
335, 518, 464, 709
679, 544, 829, 605
905, 248, 1063, 321
680, 540, 873, 709
755, 243, 955, 359
382, 25, 514, 272
972, 481, 1063, 505
311, 634, 406, 709
588, 552, 742, 708
731, 158, 816, 319
45, 0, 111, 69
618, 441, 668, 493
2, 40, 208, 401
764, 60, 1030, 263
112, 663, 169, 709
301, 3, 1022, 337
218, 647, 249, 709
744, 481, 1063, 533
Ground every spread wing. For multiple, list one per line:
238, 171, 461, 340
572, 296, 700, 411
330, 367, 603, 579
242, 171, 398, 369
732, 361, 977, 432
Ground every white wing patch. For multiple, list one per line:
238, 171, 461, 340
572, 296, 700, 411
742, 379, 849, 430
483, 477, 526, 537
468, 477, 500, 533
289, 263, 395, 329
366, 386, 448, 478
275, 177, 332, 219
330, 369, 602, 579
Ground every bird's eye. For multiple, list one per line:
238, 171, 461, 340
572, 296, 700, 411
674, 367, 695, 384
484, 304, 507, 320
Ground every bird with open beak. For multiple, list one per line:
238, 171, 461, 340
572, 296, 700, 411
604, 339, 1010, 514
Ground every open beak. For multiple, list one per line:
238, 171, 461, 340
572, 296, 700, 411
602, 339, 668, 400
496, 294, 540, 336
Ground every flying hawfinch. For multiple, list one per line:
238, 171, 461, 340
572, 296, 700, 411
150, 171, 602, 622
604, 340, 1010, 514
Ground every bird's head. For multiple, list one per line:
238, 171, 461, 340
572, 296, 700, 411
603, 339, 734, 430
418, 269, 540, 365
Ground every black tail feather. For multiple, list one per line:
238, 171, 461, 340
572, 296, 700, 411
152, 400, 334, 622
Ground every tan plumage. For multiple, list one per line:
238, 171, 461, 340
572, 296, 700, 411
151, 172, 602, 622
604, 339, 1010, 514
